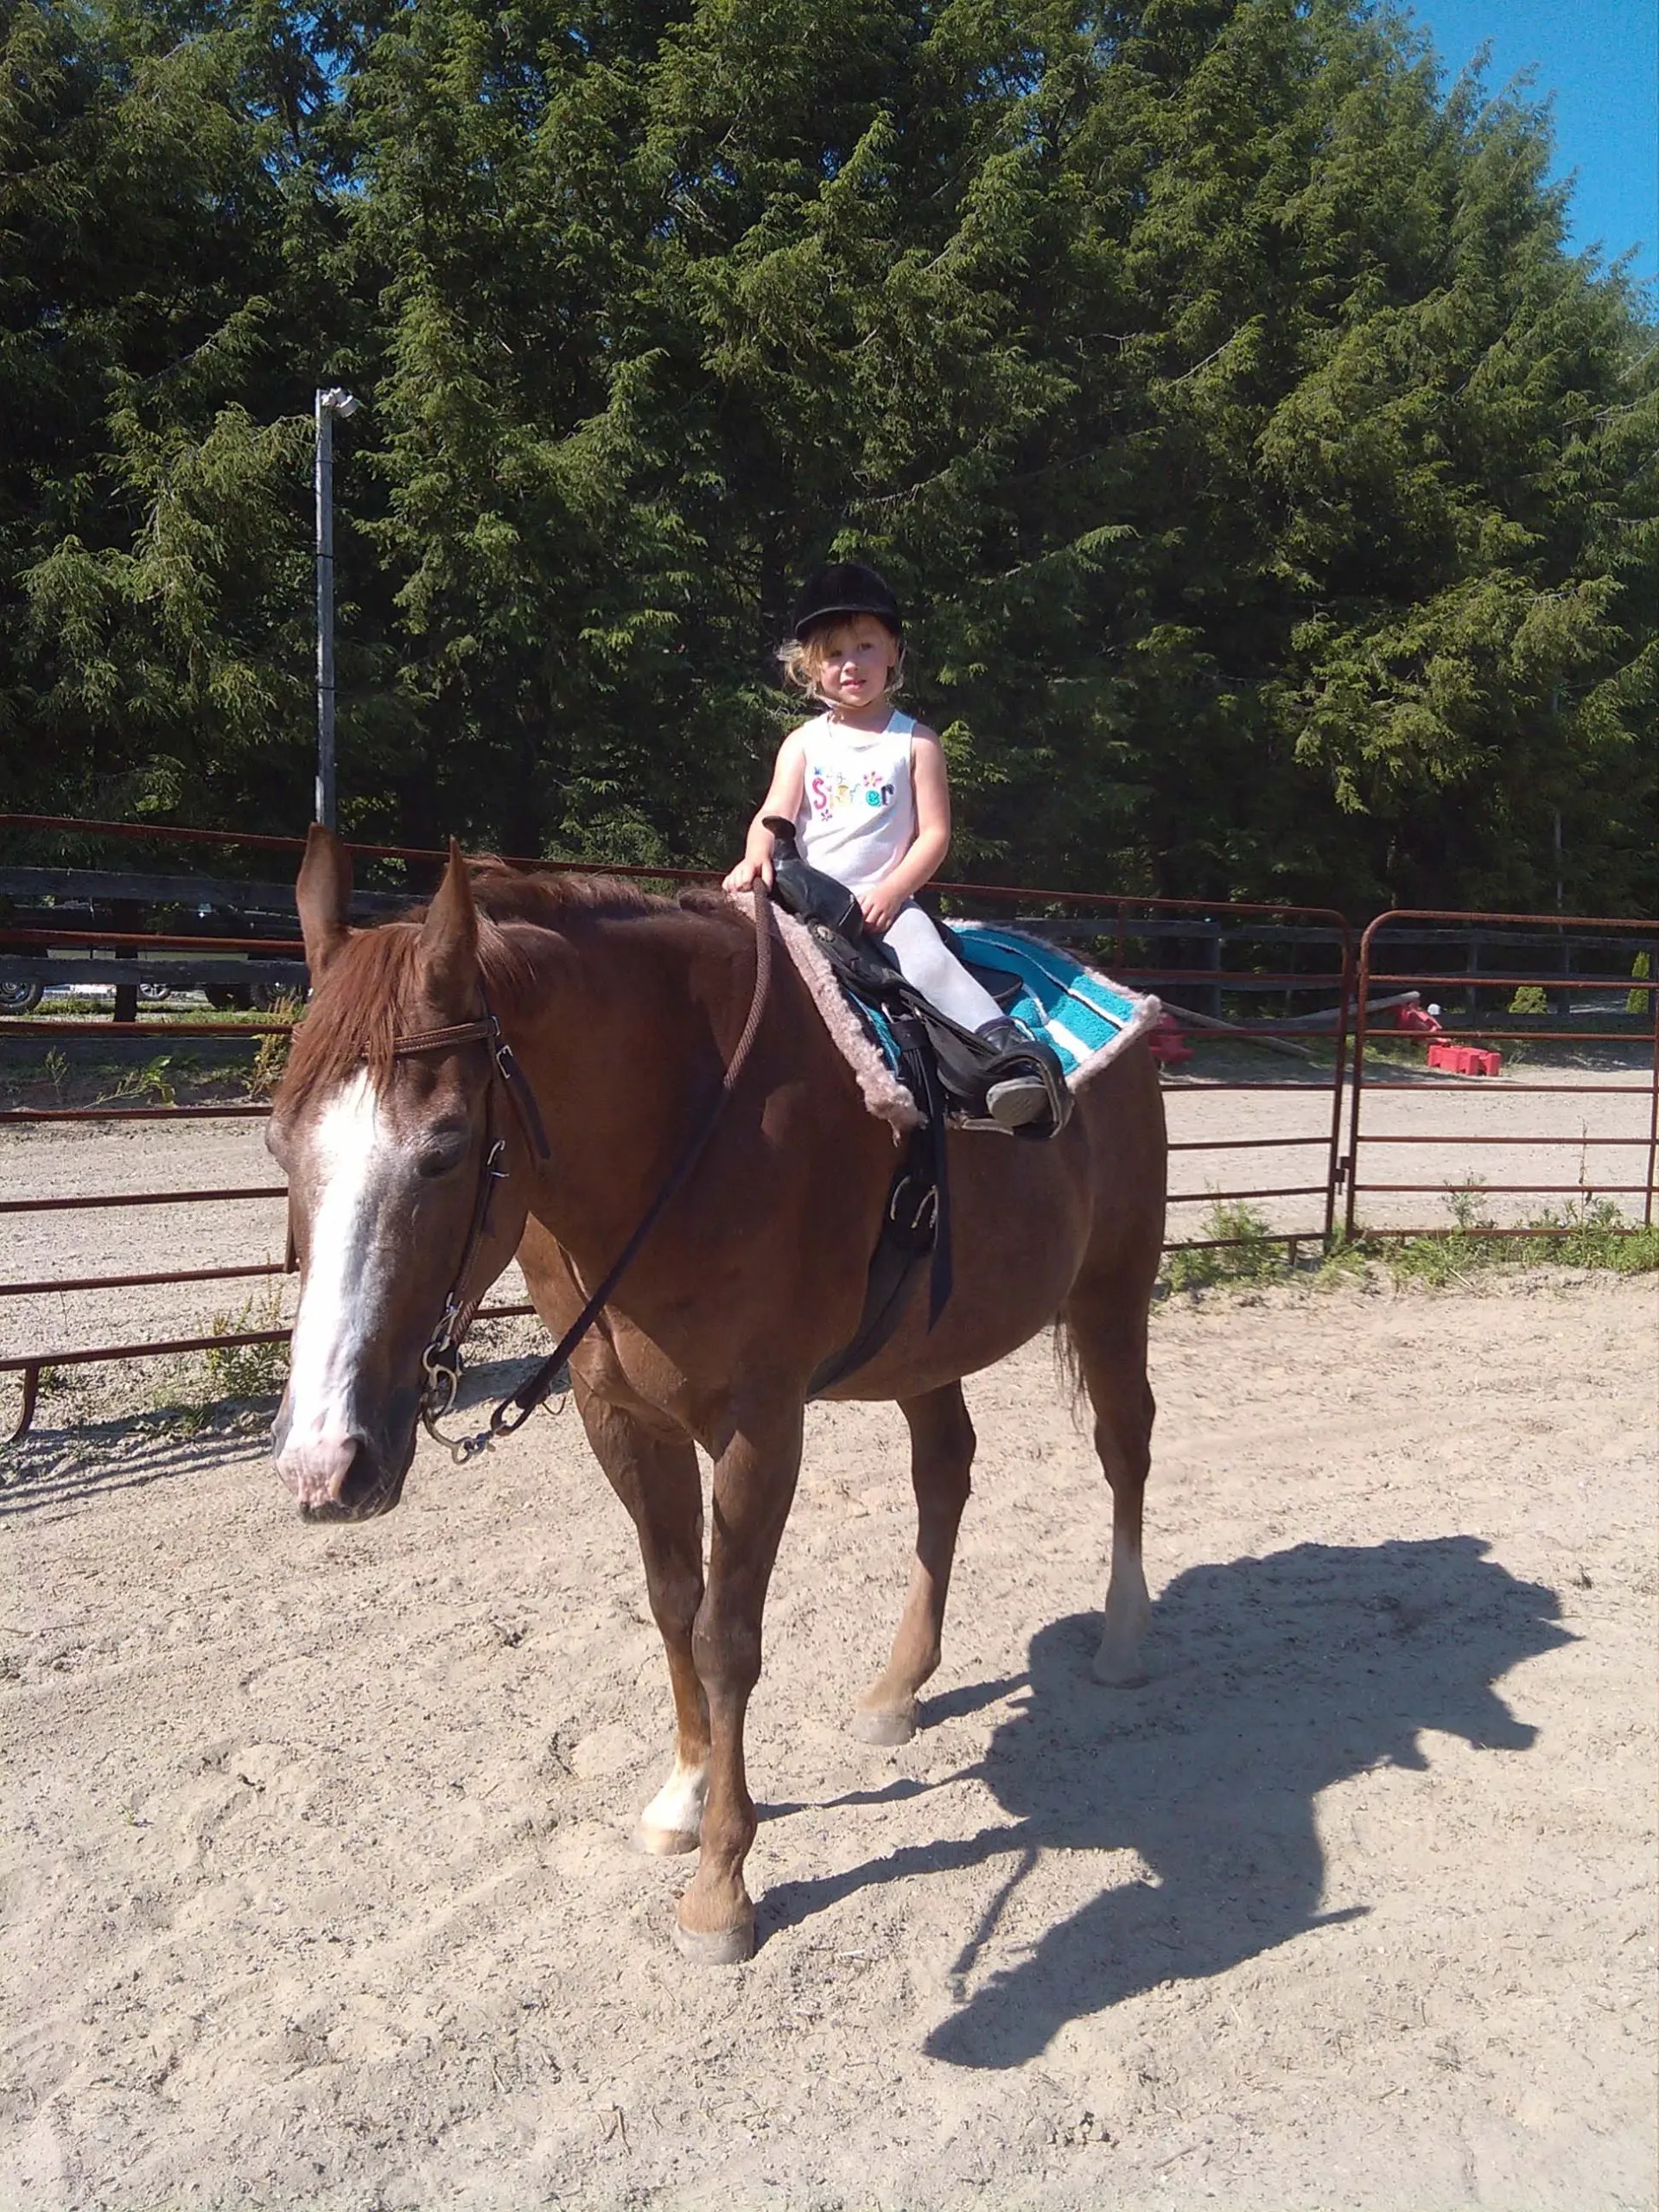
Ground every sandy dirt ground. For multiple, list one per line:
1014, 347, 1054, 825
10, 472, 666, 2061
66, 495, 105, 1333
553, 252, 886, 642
3, 1259, 1655, 2211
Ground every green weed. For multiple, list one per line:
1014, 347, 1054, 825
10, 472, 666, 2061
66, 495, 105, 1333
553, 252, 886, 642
111, 1054, 181, 1107
1446, 1177, 1496, 1234
1162, 1177, 1658, 1299
1630, 951, 1653, 1019
1379, 1178, 1503, 1284
1379, 1233, 1497, 1287
1517, 1195, 1659, 1273
1312, 1233, 1370, 1285
1164, 1200, 1291, 1291
203, 1284, 289, 1401
245, 994, 302, 1098
1507, 984, 1549, 1016
1369, 1181, 1657, 1283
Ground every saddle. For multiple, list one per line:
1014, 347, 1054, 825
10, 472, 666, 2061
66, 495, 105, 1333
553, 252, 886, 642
762, 820, 1071, 1139
762, 821, 1071, 1396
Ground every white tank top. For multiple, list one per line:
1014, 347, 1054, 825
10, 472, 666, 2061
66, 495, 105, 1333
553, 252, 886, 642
793, 710, 917, 893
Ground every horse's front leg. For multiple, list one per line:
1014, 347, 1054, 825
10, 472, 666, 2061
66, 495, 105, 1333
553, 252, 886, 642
675, 1398, 804, 1966
573, 1385, 710, 1854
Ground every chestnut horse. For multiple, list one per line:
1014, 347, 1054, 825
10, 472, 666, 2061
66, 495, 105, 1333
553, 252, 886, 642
269, 825, 1166, 1963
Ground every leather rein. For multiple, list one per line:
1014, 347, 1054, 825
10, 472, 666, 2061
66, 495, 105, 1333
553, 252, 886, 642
395, 887, 772, 1465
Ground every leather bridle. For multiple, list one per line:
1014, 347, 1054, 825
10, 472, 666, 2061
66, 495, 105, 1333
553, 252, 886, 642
389, 1007, 550, 1454
392, 887, 773, 1465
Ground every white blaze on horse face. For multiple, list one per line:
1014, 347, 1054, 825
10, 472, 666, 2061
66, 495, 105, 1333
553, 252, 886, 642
283, 1071, 403, 1472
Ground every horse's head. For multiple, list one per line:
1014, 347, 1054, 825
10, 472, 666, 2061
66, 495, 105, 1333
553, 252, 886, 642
267, 827, 531, 1521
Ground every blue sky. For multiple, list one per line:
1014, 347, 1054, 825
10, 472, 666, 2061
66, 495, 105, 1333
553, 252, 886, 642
1402, 0, 1657, 285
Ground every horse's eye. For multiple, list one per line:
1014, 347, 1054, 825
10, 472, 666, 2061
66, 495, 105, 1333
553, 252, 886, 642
416, 1134, 469, 1179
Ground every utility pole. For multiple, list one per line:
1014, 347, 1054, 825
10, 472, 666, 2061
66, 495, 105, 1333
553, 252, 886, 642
315, 386, 361, 829
1551, 683, 1566, 1016
1551, 684, 1564, 913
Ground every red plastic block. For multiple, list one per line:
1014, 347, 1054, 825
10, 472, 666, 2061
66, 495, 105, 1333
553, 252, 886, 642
1427, 1039, 1503, 1077
1147, 1014, 1192, 1065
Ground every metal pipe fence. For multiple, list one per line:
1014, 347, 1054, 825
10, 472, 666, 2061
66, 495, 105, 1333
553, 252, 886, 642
931, 884, 1356, 1259
0, 817, 545, 1440
3, 816, 1655, 1444
1345, 911, 1658, 1241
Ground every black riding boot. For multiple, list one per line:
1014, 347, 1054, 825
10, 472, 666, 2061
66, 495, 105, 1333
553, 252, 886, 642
976, 1017, 1068, 1135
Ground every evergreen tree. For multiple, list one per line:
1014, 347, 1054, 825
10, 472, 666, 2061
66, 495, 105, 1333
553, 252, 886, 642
3, 0, 1652, 912
0, 0, 362, 830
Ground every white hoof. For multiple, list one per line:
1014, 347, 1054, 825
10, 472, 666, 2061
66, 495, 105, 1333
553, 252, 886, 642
1092, 1644, 1147, 1688
636, 1821, 701, 1857
672, 1913, 754, 1967
849, 1701, 918, 1746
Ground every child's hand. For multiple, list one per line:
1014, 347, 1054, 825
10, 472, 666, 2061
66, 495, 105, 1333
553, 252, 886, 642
857, 881, 907, 936
722, 836, 774, 894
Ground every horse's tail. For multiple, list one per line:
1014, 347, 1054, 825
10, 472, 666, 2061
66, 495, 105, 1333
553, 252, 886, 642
1051, 1310, 1089, 1420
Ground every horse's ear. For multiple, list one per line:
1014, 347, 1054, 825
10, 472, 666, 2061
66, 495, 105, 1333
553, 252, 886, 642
417, 840, 479, 1015
296, 823, 353, 982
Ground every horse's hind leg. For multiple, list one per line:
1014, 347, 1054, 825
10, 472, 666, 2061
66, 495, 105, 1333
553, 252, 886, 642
851, 1383, 976, 1746
574, 1388, 709, 1854
1062, 1294, 1156, 1685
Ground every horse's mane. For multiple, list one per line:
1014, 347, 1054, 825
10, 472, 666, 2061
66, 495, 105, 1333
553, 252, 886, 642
463, 859, 733, 932
279, 861, 742, 1109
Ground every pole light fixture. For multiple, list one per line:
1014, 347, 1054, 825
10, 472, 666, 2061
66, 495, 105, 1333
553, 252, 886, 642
315, 386, 362, 830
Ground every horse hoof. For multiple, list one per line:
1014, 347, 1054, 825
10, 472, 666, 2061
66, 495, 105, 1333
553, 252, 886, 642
635, 1823, 701, 1857
849, 1703, 917, 1746
672, 1915, 754, 1967
1091, 1650, 1147, 1688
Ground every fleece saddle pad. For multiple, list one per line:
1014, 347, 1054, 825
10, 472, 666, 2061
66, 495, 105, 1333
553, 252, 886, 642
948, 921, 1159, 1084
817, 918, 1160, 1116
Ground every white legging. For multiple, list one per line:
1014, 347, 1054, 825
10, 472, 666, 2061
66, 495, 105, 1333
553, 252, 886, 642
878, 904, 1005, 1032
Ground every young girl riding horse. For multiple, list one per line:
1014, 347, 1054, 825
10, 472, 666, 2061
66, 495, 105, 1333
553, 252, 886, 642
723, 561, 1059, 1130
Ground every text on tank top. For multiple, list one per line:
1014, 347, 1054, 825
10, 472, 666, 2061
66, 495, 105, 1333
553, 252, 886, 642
793, 710, 917, 893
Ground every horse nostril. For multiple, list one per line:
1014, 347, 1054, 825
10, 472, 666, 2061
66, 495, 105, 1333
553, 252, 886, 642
321, 1438, 404, 1521
335, 1440, 378, 1507
276, 1434, 361, 1511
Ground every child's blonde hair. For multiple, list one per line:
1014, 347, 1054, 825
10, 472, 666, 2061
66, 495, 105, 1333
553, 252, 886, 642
777, 621, 906, 700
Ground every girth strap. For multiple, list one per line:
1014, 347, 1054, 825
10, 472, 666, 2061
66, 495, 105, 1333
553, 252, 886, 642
806, 1005, 952, 1398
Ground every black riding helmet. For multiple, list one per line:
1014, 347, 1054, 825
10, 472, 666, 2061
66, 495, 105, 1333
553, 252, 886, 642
791, 560, 903, 641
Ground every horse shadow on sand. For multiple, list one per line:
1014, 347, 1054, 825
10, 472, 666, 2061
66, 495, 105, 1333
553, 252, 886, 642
760, 1535, 1571, 2069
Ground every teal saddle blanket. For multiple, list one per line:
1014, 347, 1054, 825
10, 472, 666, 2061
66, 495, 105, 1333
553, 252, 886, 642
862, 920, 1160, 1092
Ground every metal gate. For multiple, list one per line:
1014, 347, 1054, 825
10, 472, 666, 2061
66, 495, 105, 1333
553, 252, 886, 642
1345, 909, 1659, 1242
980, 893, 1354, 1260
